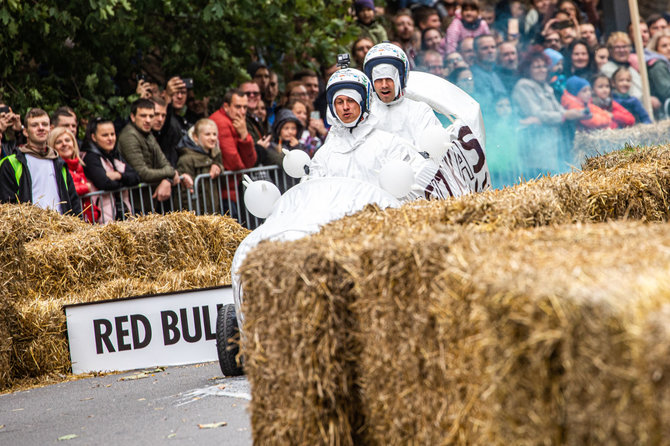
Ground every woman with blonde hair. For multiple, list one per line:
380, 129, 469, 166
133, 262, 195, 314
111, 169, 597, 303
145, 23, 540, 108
176, 118, 224, 213
48, 127, 98, 222
600, 32, 644, 99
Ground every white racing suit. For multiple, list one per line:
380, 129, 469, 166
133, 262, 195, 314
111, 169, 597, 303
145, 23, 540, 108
370, 96, 442, 147
309, 114, 469, 200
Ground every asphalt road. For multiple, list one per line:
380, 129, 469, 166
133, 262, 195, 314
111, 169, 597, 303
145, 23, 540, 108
0, 362, 252, 445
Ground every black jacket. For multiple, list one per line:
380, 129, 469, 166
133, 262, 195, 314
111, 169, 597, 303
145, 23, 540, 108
0, 150, 83, 216
155, 104, 193, 169
82, 143, 141, 191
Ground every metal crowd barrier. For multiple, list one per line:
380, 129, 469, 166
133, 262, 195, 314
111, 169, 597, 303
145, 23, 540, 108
78, 165, 299, 230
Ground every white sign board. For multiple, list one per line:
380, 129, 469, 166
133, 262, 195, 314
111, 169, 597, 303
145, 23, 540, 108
65, 286, 233, 374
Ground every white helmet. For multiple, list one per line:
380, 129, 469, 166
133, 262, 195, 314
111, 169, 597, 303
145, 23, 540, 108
326, 68, 372, 127
363, 42, 411, 91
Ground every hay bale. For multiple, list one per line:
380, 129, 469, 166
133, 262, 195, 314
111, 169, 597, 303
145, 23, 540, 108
0, 208, 249, 390
351, 222, 670, 445
242, 220, 670, 445
241, 244, 365, 445
15, 212, 246, 303
573, 120, 670, 166
582, 143, 670, 171
317, 155, 670, 241
239, 147, 670, 444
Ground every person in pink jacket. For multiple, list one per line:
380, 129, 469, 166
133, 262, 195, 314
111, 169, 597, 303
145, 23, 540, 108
445, 0, 491, 55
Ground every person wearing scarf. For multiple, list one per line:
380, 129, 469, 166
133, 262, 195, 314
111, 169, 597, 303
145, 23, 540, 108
0, 108, 82, 216
82, 117, 140, 223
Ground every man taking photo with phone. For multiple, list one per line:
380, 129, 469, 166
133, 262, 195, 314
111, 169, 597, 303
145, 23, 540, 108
156, 76, 197, 169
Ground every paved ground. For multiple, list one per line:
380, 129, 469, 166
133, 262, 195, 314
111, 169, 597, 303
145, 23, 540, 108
0, 362, 252, 445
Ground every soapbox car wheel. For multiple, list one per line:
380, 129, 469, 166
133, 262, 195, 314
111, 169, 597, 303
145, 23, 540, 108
216, 303, 244, 376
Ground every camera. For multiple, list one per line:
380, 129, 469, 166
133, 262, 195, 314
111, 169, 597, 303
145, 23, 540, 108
336, 53, 351, 68
0, 105, 9, 114
136, 74, 147, 82
310, 111, 321, 120
182, 77, 194, 89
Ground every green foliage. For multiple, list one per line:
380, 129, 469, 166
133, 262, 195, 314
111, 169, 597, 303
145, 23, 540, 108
0, 0, 357, 119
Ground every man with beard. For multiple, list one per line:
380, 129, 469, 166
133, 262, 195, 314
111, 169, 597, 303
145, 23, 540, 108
495, 41, 521, 92
392, 10, 418, 68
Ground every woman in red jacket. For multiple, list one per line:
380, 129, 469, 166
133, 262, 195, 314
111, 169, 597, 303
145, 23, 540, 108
48, 127, 99, 222
591, 73, 635, 128
560, 75, 612, 131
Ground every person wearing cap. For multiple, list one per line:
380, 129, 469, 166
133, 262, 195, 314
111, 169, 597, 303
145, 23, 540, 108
560, 75, 612, 131
353, 0, 388, 44
248, 61, 271, 98
543, 47, 566, 100
308, 68, 455, 199
363, 42, 443, 148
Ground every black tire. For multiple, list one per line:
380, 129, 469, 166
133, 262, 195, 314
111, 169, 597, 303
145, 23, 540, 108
216, 304, 244, 376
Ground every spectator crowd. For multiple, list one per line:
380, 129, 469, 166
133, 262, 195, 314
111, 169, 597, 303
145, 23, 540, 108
1, 0, 670, 221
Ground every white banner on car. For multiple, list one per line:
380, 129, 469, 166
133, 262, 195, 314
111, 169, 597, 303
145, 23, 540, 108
65, 286, 233, 374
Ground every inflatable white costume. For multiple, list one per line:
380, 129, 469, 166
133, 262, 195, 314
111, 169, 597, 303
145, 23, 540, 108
308, 68, 462, 199
365, 42, 490, 193
218, 56, 493, 376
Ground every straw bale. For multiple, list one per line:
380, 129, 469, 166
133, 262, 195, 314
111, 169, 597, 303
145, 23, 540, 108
241, 242, 366, 446
316, 156, 670, 242
582, 143, 670, 171
352, 221, 670, 444
0, 207, 249, 390
15, 212, 246, 303
573, 120, 670, 166
242, 220, 670, 445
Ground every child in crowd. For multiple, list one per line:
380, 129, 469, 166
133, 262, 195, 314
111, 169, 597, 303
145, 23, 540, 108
544, 48, 566, 101
288, 100, 323, 158
270, 109, 305, 158
561, 75, 612, 131
594, 45, 609, 71
591, 74, 635, 128
353, 0, 387, 44
48, 127, 99, 223
176, 118, 224, 213
611, 66, 652, 124
446, 0, 491, 54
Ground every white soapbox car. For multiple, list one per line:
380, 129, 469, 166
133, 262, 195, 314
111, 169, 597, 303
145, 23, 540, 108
216, 72, 489, 376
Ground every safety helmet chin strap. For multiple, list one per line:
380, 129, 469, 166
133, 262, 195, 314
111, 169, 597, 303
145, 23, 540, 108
371, 64, 402, 103
333, 89, 364, 128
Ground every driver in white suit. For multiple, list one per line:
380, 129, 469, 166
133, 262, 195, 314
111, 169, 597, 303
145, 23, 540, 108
307, 68, 467, 199
363, 42, 443, 147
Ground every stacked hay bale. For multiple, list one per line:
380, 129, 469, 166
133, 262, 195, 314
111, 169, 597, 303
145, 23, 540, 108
350, 222, 670, 444
573, 120, 670, 166
240, 144, 670, 444
0, 206, 248, 389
